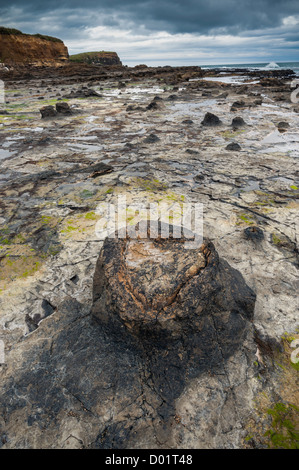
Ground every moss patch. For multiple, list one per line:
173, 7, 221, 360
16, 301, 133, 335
236, 212, 255, 226
135, 177, 169, 192
264, 403, 299, 449
244, 332, 299, 449
85, 211, 98, 220
60, 212, 100, 240
220, 129, 244, 139
271, 233, 281, 245
0, 254, 43, 289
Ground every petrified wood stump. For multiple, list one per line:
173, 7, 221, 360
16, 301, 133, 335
92, 224, 256, 362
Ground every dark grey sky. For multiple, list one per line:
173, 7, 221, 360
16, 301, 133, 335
0, 1, 298, 65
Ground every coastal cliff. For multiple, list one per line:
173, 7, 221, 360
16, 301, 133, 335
0, 27, 122, 67
0, 27, 69, 65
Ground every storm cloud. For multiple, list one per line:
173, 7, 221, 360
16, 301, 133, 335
0, 0, 298, 65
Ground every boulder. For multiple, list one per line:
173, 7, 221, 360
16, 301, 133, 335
143, 133, 160, 144
55, 101, 72, 115
201, 112, 222, 126
231, 100, 246, 112
276, 121, 289, 129
231, 116, 246, 128
63, 88, 102, 99
146, 100, 159, 110
226, 142, 241, 151
40, 105, 57, 118
0, 224, 256, 449
167, 94, 179, 101
92, 223, 256, 351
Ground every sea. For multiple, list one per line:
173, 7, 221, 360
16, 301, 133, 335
201, 61, 299, 76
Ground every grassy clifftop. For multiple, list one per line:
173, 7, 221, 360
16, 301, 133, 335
0, 26, 63, 43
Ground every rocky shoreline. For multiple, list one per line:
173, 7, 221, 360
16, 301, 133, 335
0, 64, 298, 449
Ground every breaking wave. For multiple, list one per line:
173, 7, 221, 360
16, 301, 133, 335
264, 62, 280, 69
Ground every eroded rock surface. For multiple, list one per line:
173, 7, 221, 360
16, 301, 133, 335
0, 64, 298, 448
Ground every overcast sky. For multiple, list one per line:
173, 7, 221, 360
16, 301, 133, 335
0, 0, 299, 66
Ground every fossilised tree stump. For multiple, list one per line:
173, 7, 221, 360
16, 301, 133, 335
92, 224, 256, 361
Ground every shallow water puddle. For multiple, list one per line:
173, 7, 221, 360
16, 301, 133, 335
59, 135, 99, 141
241, 180, 260, 192
169, 100, 218, 118
66, 142, 104, 152
261, 130, 299, 156
193, 76, 260, 85
126, 86, 164, 101
0, 148, 17, 161
271, 176, 296, 185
